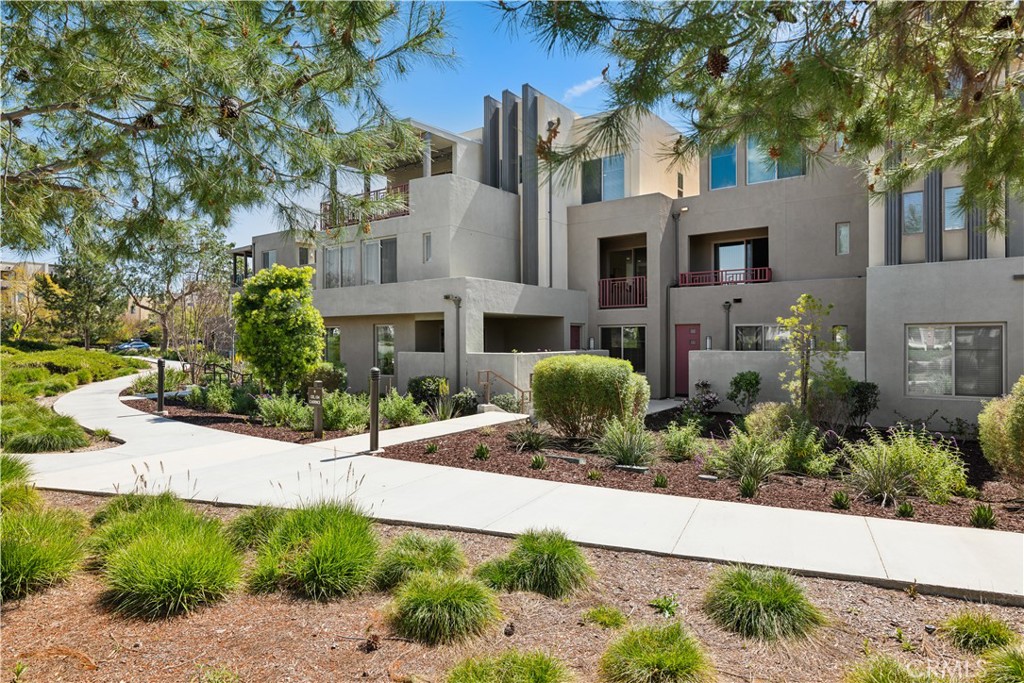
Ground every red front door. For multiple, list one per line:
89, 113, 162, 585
675, 324, 700, 396
570, 324, 582, 350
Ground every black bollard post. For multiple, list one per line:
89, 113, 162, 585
156, 358, 167, 415
369, 367, 381, 453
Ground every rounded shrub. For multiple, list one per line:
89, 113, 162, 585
225, 506, 285, 550
0, 402, 89, 453
702, 565, 825, 640
978, 375, 1024, 487
447, 650, 571, 683
104, 521, 242, 618
388, 572, 501, 645
979, 644, 1024, 683
533, 354, 650, 438
322, 391, 370, 432
90, 492, 166, 527
89, 493, 200, 562
474, 529, 593, 598
374, 532, 467, 591
941, 610, 1018, 653
599, 622, 715, 683
743, 402, 805, 441
1, 508, 86, 600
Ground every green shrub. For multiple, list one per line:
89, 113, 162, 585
203, 383, 233, 413
831, 490, 851, 510
971, 504, 998, 529
425, 442, 439, 454
322, 391, 370, 432
779, 422, 836, 476
648, 594, 679, 617
447, 651, 571, 683
896, 501, 914, 518
587, 469, 603, 481
979, 645, 1024, 683
663, 421, 703, 463
492, 392, 524, 413
594, 417, 658, 468
533, 354, 650, 438
474, 529, 593, 598
531, 454, 548, 470
379, 388, 429, 428
842, 424, 968, 505
374, 532, 467, 591
128, 368, 189, 394
727, 370, 761, 414
940, 610, 1018, 653
473, 443, 491, 460
256, 393, 313, 430
1, 508, 86, 600
978, 375, 1024, 487
301, 361, 347, 394
5, 366, 51, 384
1, 482, 42, 513
407, 375, 447, 407
706, 428, 785, 484
230, 382, 261, 416
702, 565, 825, 640
451, 388, 479, 417
388, 572, 501, 645
43, 376, 74, 396
599, 622, 715, 683
584, 604, 628, 629
74, 368, 94, 385
844, 655, 947, 683
89, 493, 198, 561
184, 385, 208, 409
653, 473, 669, 489
248, 502, 378, 598
226, 506, 285, 550
508, 427, 549, 452
848, 381, 880, 429
104, 520, 242, 617
1, 453, 32, 483
738, 475, 759, 498
744, 402, 804, 441
0, 402, 89, 453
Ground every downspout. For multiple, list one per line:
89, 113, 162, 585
668, 208, 682, 396
546, 119, 557, 288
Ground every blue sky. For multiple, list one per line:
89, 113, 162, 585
227, 0, 612, 247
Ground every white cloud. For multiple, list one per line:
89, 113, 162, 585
562, 75, 603, 101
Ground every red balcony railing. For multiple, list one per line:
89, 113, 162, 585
599, 276, 647, 308
678, 267, 772, 287
320, 183, 410, 230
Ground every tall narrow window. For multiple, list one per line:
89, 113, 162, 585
677, 172, 685, 198
362, 241, 381, 285
944, 186, 965, 231
902, 192, 924, 234
325, 328, 342, 368
709, 144, 737, 190
341, 245, 356, 286
261, 250, 277, 269
298, 246, 312, 265
581, 154, 626, 204
375, 324, 396, 375
324, 247, 341, 288
361, 238, 397, 285
836, 222, 851, 255
423, 232, 432, 263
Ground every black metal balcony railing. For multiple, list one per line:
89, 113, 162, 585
320, 184, 410, 230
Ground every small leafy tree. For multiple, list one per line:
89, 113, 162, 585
33, 246, 124, 350
776, 294, 843, 413
233, 265, 323, 394
727, 370, 761, 414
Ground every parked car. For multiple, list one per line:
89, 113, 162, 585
115, 339, 151, 352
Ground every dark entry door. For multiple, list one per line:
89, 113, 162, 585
675, 324, 700, 395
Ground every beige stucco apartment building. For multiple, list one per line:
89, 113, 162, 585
236, 83, 1023, 426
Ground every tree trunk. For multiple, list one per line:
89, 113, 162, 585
160, 315, 170, 354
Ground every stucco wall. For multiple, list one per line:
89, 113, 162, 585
865, 257, 1024, 426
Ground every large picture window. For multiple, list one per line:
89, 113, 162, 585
902, 192, 924, 234
734, 324, 789, 351
582, 154, 625, 204
600, 326, 646, 373
906, 324, 1003, 397
746, 137, 805, 184
709, 144, 736, 190
362, 238, 397, 285
374, 324, 395, 376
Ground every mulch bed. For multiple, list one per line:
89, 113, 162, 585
1, 490, 1020, 683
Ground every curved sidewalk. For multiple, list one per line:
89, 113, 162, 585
25, 374, 1024, 605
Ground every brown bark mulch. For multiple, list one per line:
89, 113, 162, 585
1, 490, 1020, 683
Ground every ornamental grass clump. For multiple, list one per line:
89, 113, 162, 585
248, 501, 378, 600
474, 529, 593, 598
940, 610, 1018, 654
225, 506, 285, 550
978, 375, 1024, 488
1, 453, 40, 512
706, 427, 784, 485
388, 572, 500, 645
374, 532, 467, 591
663, 420, 702, 462
979, 645, 1024, 683
1, 507, 86, 600
842, 424, 968, 506
0, 402, 89, 453
507, 427, 550, 453
844, 655, 947, 683
599, 622, 715, 683
702, 565, 825, 641
595, 417, 658, 468
447, 650, 571, 683
89, 492, 198, 562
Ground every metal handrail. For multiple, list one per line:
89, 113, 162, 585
476, 369, 532, 411
201, 361, 253, 386
678, 266, 772, 287
320, 184, 411, 230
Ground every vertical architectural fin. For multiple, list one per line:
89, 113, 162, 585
521, 84, 540, 286
483, 96, 501, 189
883, 147, 902, 265
967, 204, 988, 259
924, 170, 942, 262
500, 90, 520, 195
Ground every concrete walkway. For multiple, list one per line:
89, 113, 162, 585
26, 374, 1024, 605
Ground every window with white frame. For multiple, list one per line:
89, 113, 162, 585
362, 237, 397, 285
746, 137, 805, 184
709, 144, 736, 190
600, 326, 646, 373
375, 324, 396, 375
734, 324, 790, 351
836, 222, 851, 255
261, 249, 277, 269
902, 192, 924, 234
906, 324, 1003, 397
423, 232, 432, 263
582, 154, 625, 204
943, 186, 965, 231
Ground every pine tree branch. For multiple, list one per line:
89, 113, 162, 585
1, 101, 82, 122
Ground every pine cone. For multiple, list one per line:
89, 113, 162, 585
14, 68, 30, 83
219, 96, 242, 119
707, 48, 729, 79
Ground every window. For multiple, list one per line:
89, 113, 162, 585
324, 247, 341, 288
325, 328, 341, 368
606, 247, 647, 278
130, 304, 136, 315
734, 324, 789, 351
362, 238, 397, 285
423, 232, 432, 263
341, 245, 356, 287
261, 250, 277, 269
832, 325, 849, 349
677, 172, 685, 198
746, 137, 805, 184
298, 246, 312, 265
943, 186, 965, 231
582, 154, 625, 204
375, 324, 396, 375
907, 324, 1003, 397
902, 192, 924, 234
713, 237, 769, 275
600, 326, 646, 373
709, 144, 736, 190
836, 222, 851, 255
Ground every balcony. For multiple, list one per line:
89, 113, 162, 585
320, 183, 410, 230
599, 276, 647, 308
678, 267, 772, 287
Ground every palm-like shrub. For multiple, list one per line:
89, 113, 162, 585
706, 428, 785, 484
978, 375, 1024, 488
702, 565, 825, 640
1, 508, 86, 600
388, 573, 500, 645
374, 532, 467, 591
508, 427, 550, 453
379, 388, 429, 427
941, 610, 1018, 653
226, 506, 285, 550
447, 651, 571, 683
979, 645, 1024, 683
599, 622, 715, 683
474, 529, 593, 598
844, 655, 947, 683
595, 417, 658, 467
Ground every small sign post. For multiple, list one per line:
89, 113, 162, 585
308, 380, 323, 439
368, 367, 381, 453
